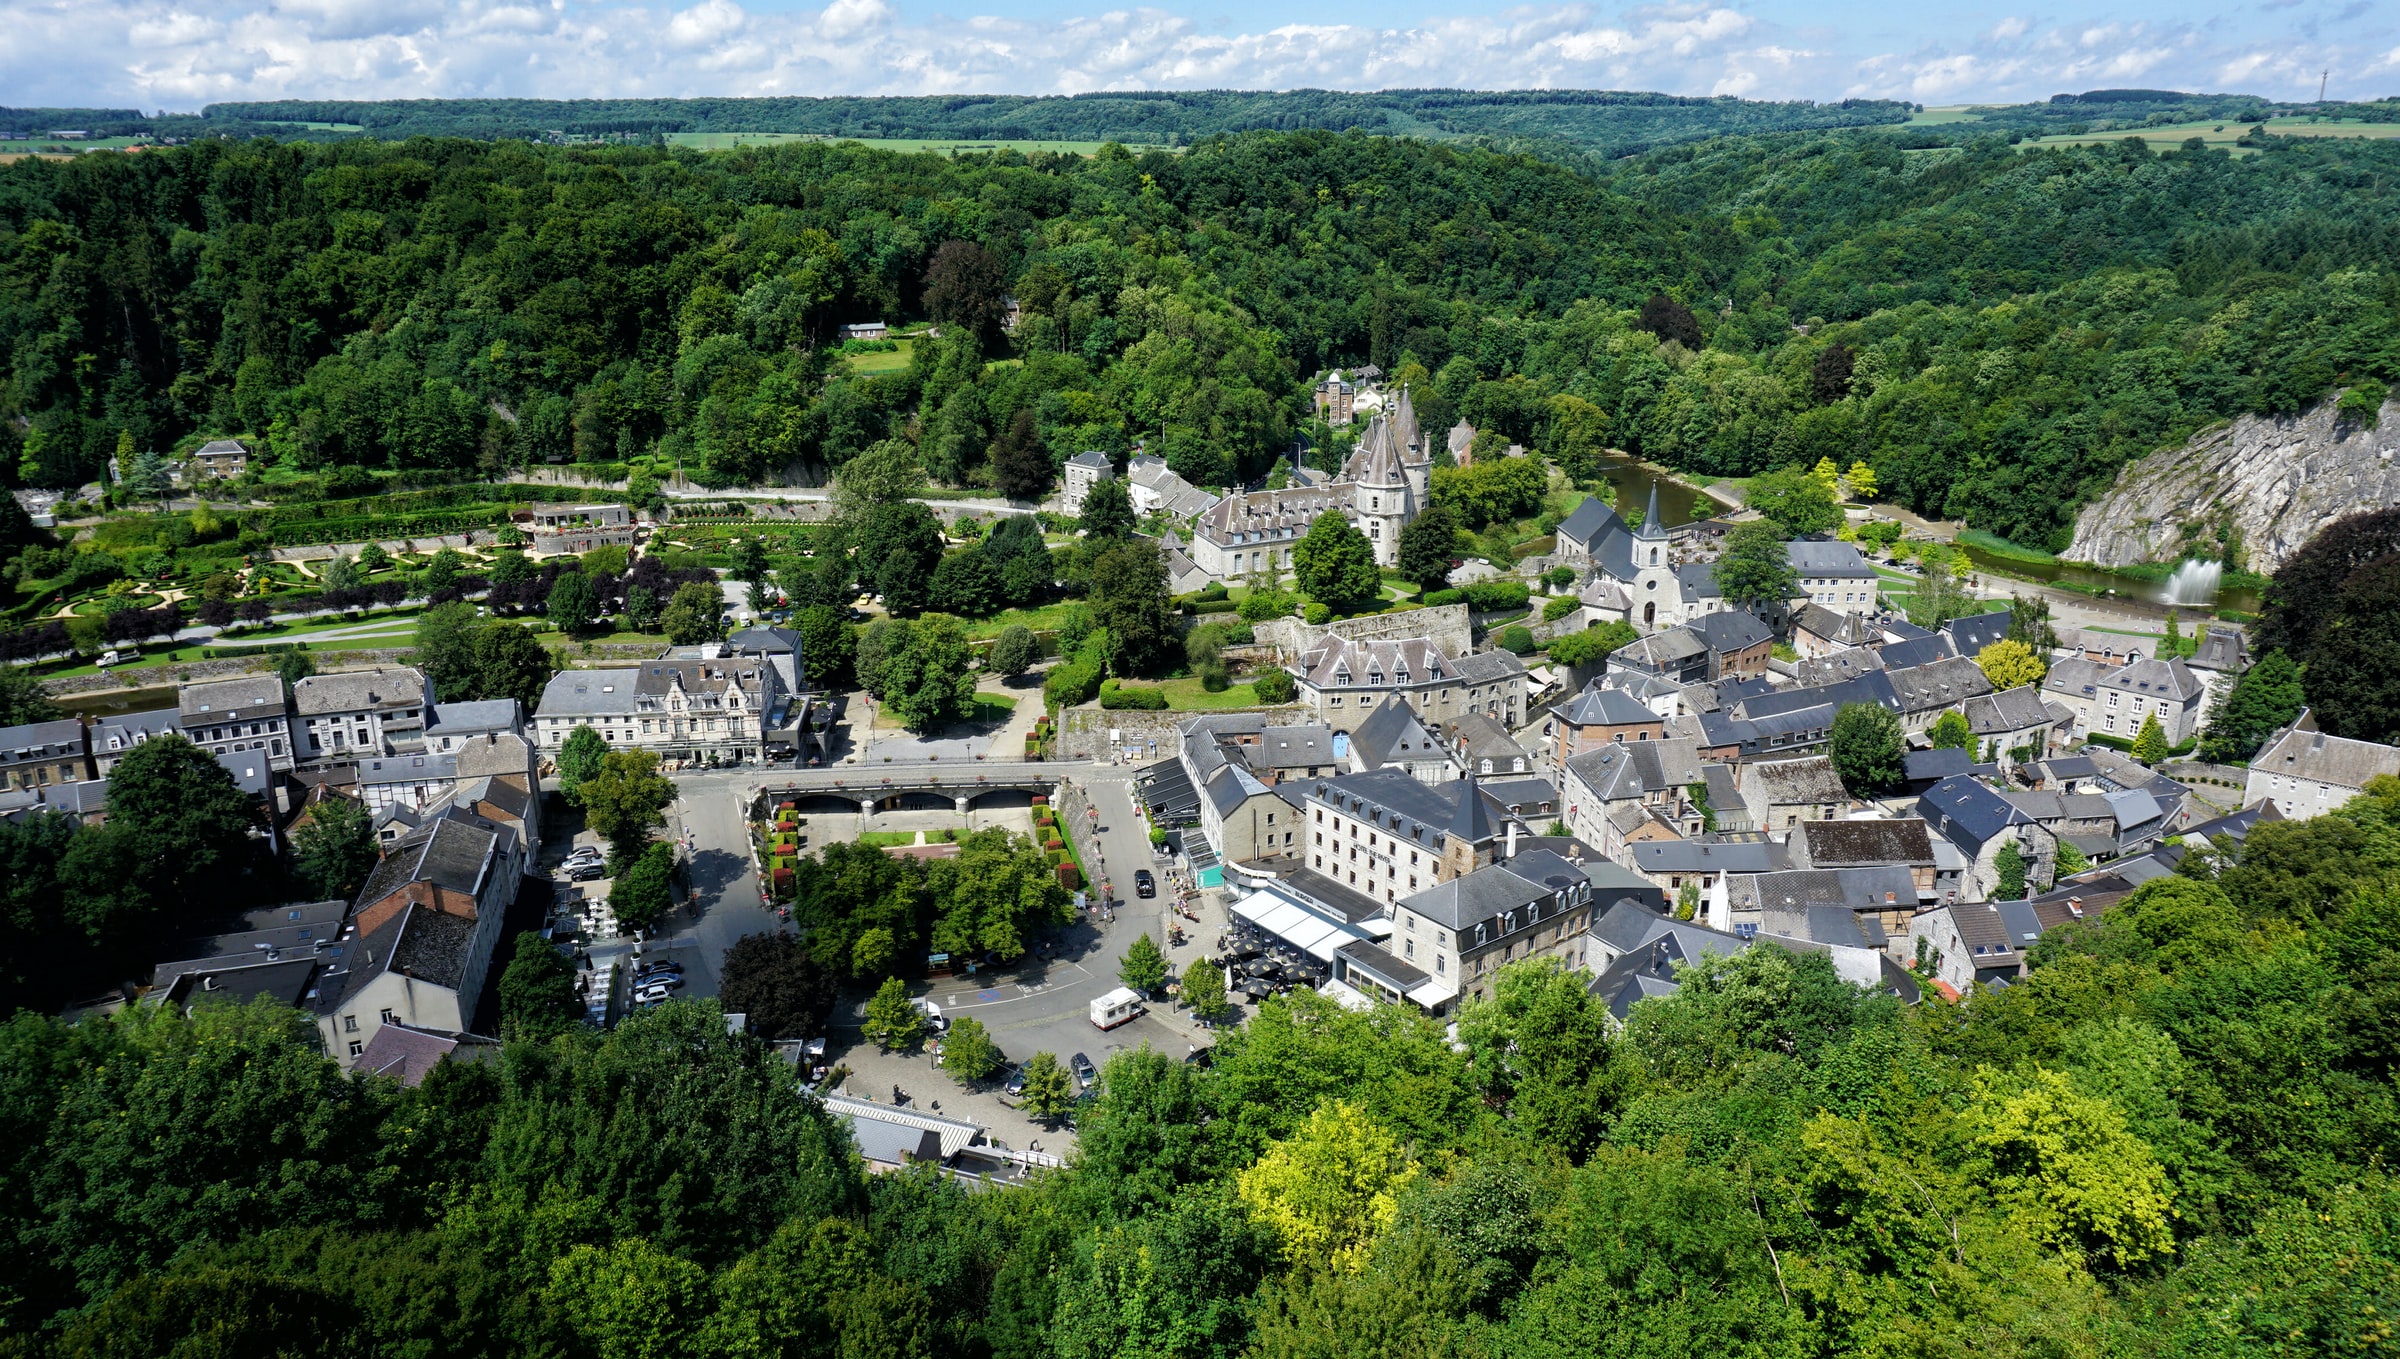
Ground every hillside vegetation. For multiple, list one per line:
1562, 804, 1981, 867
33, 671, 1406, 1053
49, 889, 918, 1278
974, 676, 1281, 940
3, 783, 2400, 1354
2, 125, 2395, 549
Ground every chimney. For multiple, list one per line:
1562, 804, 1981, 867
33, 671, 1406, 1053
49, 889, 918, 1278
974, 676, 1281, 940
1506, 822, 1518, 859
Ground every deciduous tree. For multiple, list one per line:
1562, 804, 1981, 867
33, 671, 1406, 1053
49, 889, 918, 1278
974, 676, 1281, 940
1976, 638, 2047, 689
1829, 701, 1904, 796
1236, 1100, 1417, 1273
942, 1015, 1001, 1082
1119, 933, 1168, 994
989, 624, 1039, 679
1019, 1050, 1076, 1121
1394, 503, 1460, 593
1713, 519, 1796, 615
558, 725, 609, 802
499, 930, 580, 1039
719, 931, 839, 1041
661, 581, 724, 646
290, 794, 376, 901
579, 750, 675, 864
862, 977, 924, 1051
1291, 511, 1380, 614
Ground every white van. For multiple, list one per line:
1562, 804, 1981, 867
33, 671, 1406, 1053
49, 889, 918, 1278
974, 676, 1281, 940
1089, 987, 1143, 1030
910, 997, 949, 1032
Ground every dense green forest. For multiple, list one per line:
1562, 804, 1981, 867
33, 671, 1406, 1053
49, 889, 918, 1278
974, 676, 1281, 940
4, 782, 2399, 1356
3, 124, 2396, 549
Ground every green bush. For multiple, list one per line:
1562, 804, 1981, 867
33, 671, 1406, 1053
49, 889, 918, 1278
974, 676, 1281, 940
1465, 580, 1531, 612
1423, 589, 1464, 608
1499, 625, 1536, 654
1303, 602, 1331, 625
1186, 599, 1238, 615
1100, 681, 1169, 710
1543, 596, 1582, 622
1044, 661, 1103, 708
1238, 590, 1298, 622
1252, 668, 1298, 703
1197, 582, 1228, 601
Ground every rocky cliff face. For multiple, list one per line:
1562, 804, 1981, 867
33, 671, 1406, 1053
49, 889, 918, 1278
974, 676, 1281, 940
2066, 396, 2400, 574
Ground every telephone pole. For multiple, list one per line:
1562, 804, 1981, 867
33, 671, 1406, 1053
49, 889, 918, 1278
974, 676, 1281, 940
2320, 69, 2330, 103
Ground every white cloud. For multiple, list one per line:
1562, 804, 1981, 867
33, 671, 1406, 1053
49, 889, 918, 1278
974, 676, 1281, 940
0, 0, 2394, 110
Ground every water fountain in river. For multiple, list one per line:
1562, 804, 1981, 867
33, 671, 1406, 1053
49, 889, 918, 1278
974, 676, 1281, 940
2160, 559, 2224, 607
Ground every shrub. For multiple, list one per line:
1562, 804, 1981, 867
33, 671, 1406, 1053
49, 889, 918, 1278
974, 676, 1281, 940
1057, 863, 1081, 889
1499, 625, 1536, 654
1197, 582, 1228, 601
1187, 599, 1238, 615
1100, 682, 1169, 710
1252, 668, 1298, 703
1044, 661, 1103, 708
1304, 602, 1331, 625
1238, 590, 1298, 622
1464, 580, 1531, 612
1423, 589, 1464, 608
1543, 596, 1582, 622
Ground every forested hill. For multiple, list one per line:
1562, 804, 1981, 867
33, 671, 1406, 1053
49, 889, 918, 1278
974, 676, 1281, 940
3, 126, 2397, 549
196, 90, 1920, 156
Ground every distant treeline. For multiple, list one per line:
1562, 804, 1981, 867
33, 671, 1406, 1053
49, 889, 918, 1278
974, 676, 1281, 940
191, 90, 1918, 157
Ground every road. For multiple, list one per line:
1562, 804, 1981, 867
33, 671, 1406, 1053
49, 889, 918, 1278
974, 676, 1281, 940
635, 762, 1207, 1149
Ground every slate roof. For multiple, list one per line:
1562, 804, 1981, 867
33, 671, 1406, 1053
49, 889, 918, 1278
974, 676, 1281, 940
1561, 501, 1638, 580
91, 708, 184, 758
431, 700, 520, 736
1564, 738, 1705, 802
1795, 650, 1886, 686
359, 752, 458, 786
1196, 486, 1351, 548
1349, 699, 1450, 772
353, 1023, 500, 1085
1919, 774, 2034, 847
2096, 656, 2206, 703
1306, 768, 1501, 853
1941, 610, 2012, 657
1688, 609, 1772, 655
1128, 456, 1222, 518
2250, 713, 2400, 791
1885, 656, 1995, 713
1785, 539, 1877, 579
178, 674, 286, 719
1454, 649, 1530, 687
1556, 684, 1659, 727
1795, 603, 1878, 646
1963, 685, 2058, 735
725, 625, 805, 657
1629, 838, 1782, 875
1446, 711, 1530, 768
1067, 450, 1113, 471
2189, 628, 2249, 673
1402, 853, 1578, 931
0, 718, 86, 766
1794, 818, 1935, 866
538, 669, 641, 717
356, 806, 507, 908
292, 667, 427, 717
1294, 635, 1453, 688
1904, 747, 1975, 783
1875, 634, 1956, 671
1615, 628, 1709, 672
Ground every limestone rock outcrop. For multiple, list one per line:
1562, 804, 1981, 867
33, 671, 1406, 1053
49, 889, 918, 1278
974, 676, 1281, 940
2066, 396, 2400, 574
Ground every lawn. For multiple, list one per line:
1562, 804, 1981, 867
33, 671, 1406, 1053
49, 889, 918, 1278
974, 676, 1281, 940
1956, 529, 2058, 565
962, 600, 1085, 641
1157, 676, 1269, 710
2015, 118, 2400, 156
846, 340, 913, 374
856, 829, 960, 848
968, 693, 1018, 723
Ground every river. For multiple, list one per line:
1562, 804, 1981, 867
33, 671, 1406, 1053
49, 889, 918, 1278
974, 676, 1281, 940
1590, 451, 1728, 528
1951, 544, 2263, 616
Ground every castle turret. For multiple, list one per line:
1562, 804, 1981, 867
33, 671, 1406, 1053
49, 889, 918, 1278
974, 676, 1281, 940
1351, 423, 1413, 569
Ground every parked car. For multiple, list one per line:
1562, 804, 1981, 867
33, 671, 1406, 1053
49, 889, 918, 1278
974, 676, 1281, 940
564, 845, 603, 863
1070, 1052, 1097, 1089
1134, 870, 1156, 899
635, 982, 674, 1003
910, 997, 949, 1032
568, 862, 606, 882
637, 970, 683, 989
1001, 1064, 1028, 1097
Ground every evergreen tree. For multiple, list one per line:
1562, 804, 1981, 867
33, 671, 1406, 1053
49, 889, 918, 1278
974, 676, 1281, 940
2130, 710, 2170, 764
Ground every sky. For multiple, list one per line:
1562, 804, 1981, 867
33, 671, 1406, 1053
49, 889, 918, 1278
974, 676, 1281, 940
4, 0, 2397, 112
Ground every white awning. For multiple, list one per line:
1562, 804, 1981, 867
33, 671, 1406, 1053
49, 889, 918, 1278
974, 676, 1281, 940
1230, 889, 1383, 962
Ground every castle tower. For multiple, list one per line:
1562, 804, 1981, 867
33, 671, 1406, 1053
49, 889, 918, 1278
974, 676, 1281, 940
1351, 422, 1413, 569
1441, 768, 1496, 881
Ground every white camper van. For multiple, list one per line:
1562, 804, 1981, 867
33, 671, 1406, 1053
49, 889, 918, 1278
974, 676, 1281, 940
1089, 987, 1143, 1030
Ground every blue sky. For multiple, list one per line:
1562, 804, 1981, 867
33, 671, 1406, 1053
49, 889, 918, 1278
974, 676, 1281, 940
3, 0, 2395, 110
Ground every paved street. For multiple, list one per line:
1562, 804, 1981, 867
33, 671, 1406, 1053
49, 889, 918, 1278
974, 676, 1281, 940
624, 760, 1215, 1154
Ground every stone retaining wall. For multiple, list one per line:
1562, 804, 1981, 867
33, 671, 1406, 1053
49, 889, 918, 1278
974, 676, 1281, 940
1054, 703, 1319, 763
1253, 602, 1471, 660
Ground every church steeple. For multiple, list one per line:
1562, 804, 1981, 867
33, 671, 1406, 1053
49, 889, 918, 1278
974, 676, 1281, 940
1634, 484, 1667, 540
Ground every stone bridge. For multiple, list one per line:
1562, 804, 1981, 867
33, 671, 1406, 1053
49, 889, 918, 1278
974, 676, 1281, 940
755, 761, 1067, 816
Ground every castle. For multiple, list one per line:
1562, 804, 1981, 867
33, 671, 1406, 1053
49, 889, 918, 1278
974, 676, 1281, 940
1184, 389, 1433, 582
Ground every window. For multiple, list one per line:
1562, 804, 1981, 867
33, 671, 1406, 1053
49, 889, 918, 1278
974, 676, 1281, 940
348, 1041, 363, 1058
343, 1015, 358, 1033
381, 1008, 397, 1025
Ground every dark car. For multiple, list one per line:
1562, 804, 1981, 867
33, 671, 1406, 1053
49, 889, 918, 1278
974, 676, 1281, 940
1002, 1064, 1028, 1097
1070, 1052, 1097, 1089
568, 862, 606, 882
1134, 869, 1156, 898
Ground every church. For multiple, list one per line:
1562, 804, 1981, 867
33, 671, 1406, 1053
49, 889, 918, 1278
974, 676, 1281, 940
1186, 388, 1432, 581
1557, 487, 1878, 632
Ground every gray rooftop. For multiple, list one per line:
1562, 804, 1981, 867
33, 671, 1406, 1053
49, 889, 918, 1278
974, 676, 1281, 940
178, 674, 287, 718
538, 669, 641, 717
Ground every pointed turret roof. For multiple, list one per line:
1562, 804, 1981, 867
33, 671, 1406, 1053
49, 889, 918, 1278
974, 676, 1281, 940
1344, 415, 1407, 486
1634, 484, 1668, 540
1392, 386, 1422, 457
1449, 768, 1495, 844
